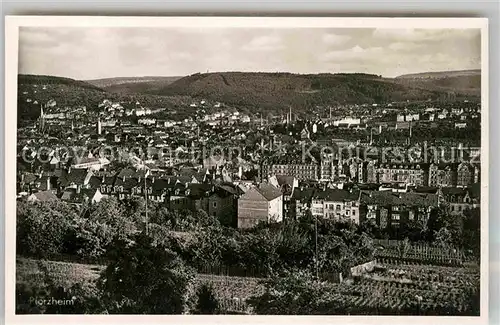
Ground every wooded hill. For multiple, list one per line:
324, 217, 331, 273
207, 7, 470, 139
151, 71, 480, 113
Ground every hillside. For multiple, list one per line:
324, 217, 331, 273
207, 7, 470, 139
394, 70, 481, 97
18, 75, 107, 122
396, 69, 480, 80
17, 74, 193, 124
86, 76, 183, 93
18, 74, 104, 91
150, 72, 475, 114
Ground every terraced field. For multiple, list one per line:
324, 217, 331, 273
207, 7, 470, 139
16, 257, 263, 314
16, 257, 480, 315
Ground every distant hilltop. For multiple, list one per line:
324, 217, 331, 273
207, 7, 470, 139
85, 76, 183, 90
396, 69, 481, 80
17, 69, 481, 121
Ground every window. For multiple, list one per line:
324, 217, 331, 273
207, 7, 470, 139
336, 204, 341, 210
352, 210, 356, 216
392, 214, 400, 220
346, 210, 350, 216
213, 202, 217, 208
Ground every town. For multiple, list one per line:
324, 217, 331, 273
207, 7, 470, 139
17, 90, 481, 231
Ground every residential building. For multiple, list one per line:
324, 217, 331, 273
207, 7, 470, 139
237, 183, 283, 228
440, 184, 480, 216
261, 157, 319, 181
457, 162, 477, 188
377, 163, 426, 186
311, 189, 360, 224
359, 190, 438, 229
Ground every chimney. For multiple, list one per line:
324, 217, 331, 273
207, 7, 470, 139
68, 166, 72, 174
46, 177, 50, 191
76, 185, 81, 194
123, 176, 126, 182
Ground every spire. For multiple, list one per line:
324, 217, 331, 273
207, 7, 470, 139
39, 104, 45, 133
97, 118, 102, 135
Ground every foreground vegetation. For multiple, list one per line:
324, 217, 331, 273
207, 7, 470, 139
15, 198, 480, 315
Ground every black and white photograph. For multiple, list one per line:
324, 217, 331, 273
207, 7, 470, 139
4, 16, 488, 322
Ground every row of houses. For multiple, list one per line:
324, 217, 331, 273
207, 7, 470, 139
263, 158, 480, 188
19, 164, 480, 230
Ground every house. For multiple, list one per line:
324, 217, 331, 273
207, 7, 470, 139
61, 188, 104, 205
377, 163, 426, 186
359, 191, 438, 229
428, 163, 457, 187
268, 175, 299, 217
237, 183, 283, 228
168, 183, 212, 212
27, 190, 59, 203
440, 184, 480, 215
208, 185, 238, 226
311, 189, 360, 224
58, 168, 94, 192
289, 187, 316, 220
71, 156, 110, 170
456, 162, 478, 188
261, 157, 319, 181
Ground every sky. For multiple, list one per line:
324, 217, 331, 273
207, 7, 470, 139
18, 27, 481, 80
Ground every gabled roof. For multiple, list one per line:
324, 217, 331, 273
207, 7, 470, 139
312, 188, 358, 202
58, 169, 91, 187
413, 186, 439, 194
29, 190, 58, 202
72, 156, 100, 166
440, 187, 467, 196
359, 190, 438, 207
275, 175, 296, 187
117, 168, 147, 179
256, 183, 282, 201
88, 176, 102, 189
291, 187, 316, 201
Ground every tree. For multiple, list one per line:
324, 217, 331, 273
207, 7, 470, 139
97, 232, 195, 314
462, 208, 480, 258
75, 197, 138, 259
247, 269, 345, 315
434, 227, 453, 249
16, 201, 78, 258
192, 283, 220, 314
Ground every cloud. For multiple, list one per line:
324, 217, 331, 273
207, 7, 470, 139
320, 45, 384, 62
388, 42, 423, 51
321, 33, 351, 45
241, 35, 283, 52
